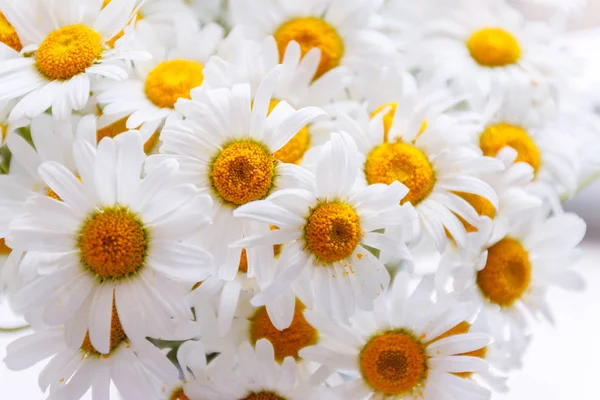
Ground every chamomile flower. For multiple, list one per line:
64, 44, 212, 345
0, 0, 150, 120
96, 20, 224, 132
300, 272, 492, 400
203, 31, 351, 164
6, 132, 214, 353
412, 3, 571, 98
147, 66, 326, 282
229, 0, 397, 81
4, 314, 179, 399
233, 131, 418, 323
185, 339, 330, 400
439, 211, 586, 362
337, 89, 503, 251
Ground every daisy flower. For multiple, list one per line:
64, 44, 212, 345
96, 19, 225, 132
233, 131, 418, 323
439, 211, 586, 362
412, 3, 572, 98
147, 66, 326, 282
336, 87, 503, 251
228, 0, 397, 81
5, 131, 214, 353
185, 339, 330, 400
300, 272, 492, 400
0, 0, 150, 121
4, 315, 179, 399
203, 31, 351, 164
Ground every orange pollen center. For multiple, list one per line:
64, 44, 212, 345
239, 391, 287, 400
274, 17, 344, 80
81, 300, 127, 355
0, 238, 11, 255
96, 115, 159, 154
453, 192, 496, 233
477, 237, 532, 307
170, 388, 190, 400
268, 100, 311, 164
365, 141, 435, 205
0, 12, 22, 52
239, 249, 249, 273
36, 24, 103, 80
479, 122, 541, 173
305, 202, 362, 263
144, 59, 205, 109
467, 27, 521, 67
78, 207, 147, 280
250, 300, 318, 362
210, 139, 276, 206
360, 330, 428, 396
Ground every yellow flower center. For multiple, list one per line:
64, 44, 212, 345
479, 123, 541, 173
427, 321, 487, 379
36, 24, 103, 80
144, 60, 204, 109
102, 0, 142, 48
267, 100, 311, 164
365, 142, 435, 205
250, 300, 318, 362
453, 192, 496, 233
0, 238, 11, 255
170, 389, 189, 400
274, 17, 344, 80
80, 300, 127, 355
467, 27, 521, 67
305, 202, 362, 263
96, 115, 160, 154
78, 207, 147, 280
210, 139, 276, 206
0, 12, 22, 52
360, 330, 428, 396
239, 392, 287, 400
477, 237, 532, 307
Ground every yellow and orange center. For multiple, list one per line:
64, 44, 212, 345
250, 300, 318, 362
0, 238, 11, 255
467, 27, 521, 67
305, 202, 361, 263
36, 24, 103, 80
210, 139, 276, 206
239, 391, 287, 400
365, 141, 435, 205
360, 330, 428, 396
479, 123, 541, 173
268, 100, 311, 164
78, 207, 147, 280
81, 301, 127, 355
0, 11, 21, 52
170, 388, 190, 400
96, 115, 160, 154
102, 0, 143, 48
427, 321, 487, 379
477, 237, 532, 307
453, 192, 496, 233
144, 60, 204, 109
274, 17, 344, 80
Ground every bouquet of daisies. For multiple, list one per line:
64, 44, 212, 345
0, 0, 597, 399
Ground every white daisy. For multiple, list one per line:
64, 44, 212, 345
300, 272, 492, 400
233, 131, 418, 324
439, 211, 586, 363
336, 89, 503, 252
4, 321, 179, 399
147, 65, 326, 283
0, 0, 151, 121
185, 339, 330, 400
96, 19, 224, 132
5, 131, 214, 353
411, 3, 573, 98
228, 0, 397, 81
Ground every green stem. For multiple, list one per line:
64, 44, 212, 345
0, 324, 30, 333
